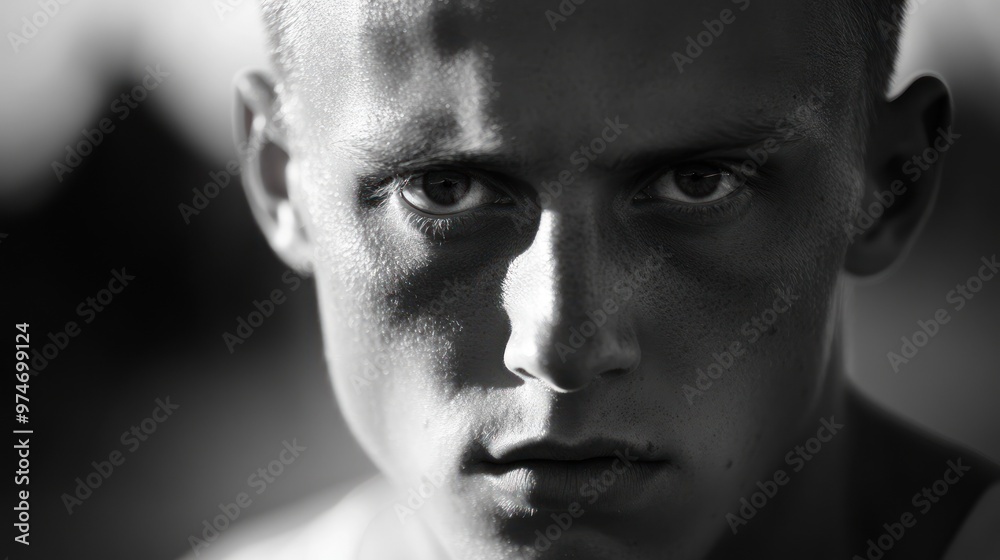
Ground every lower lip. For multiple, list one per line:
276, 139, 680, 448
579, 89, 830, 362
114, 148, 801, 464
474, 457, 674, 514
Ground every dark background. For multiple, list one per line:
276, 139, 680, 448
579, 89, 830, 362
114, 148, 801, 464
4, 98, 372, 560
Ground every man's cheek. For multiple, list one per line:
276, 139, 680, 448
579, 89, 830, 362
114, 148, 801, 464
741, 302, 832, 422
331, 357, 438, 478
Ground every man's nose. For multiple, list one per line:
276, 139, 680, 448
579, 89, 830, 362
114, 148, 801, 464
502, 210, 641, 393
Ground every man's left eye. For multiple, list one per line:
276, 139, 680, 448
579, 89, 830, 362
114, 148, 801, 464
637, 163, 744, 204
399, 170, 506, 215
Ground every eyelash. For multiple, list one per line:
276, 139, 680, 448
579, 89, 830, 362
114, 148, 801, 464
633, 160, 768, 221
402, 208, 477, 239
365, 172, 498, 241
364, 174, 412, 203
660, 189, 751, 222
363, 159, 770, 237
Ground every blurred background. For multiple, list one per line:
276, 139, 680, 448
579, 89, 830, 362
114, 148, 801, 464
1, 1, 998, 559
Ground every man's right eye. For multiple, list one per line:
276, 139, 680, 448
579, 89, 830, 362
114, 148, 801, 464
399, 170, 510, 216
635, 162, 746, 205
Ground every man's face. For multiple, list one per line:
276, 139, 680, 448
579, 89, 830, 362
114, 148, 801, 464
279, 0, 863, 557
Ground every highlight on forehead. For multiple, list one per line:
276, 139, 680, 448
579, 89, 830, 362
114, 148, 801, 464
260, 0, 489, 81
260, 0, 503, 154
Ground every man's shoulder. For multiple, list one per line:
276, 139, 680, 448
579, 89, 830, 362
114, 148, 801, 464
941, 481, 1000, 560
847, 387, 1000, 557
177, 475, 391, 560
848, 387, 1000, 489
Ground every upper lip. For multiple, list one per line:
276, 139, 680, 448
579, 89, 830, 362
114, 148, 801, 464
484, 437, 665, 464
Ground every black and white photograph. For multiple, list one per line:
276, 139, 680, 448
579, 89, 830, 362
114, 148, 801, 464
3, 0, 1000, 559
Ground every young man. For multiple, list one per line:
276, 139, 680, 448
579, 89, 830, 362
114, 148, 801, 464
212, 0, 1000, 558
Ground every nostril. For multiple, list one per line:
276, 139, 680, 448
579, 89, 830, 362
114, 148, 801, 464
509, 363, 581, 392
503, 328, 641, 393
605, 367, 632, 378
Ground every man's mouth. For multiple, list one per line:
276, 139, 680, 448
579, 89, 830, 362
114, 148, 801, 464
483, 436, 665, 464
470, 437, 674, 514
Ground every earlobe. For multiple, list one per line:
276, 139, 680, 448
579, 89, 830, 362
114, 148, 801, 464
233, 70, 313, 275
845, 74, 953, 278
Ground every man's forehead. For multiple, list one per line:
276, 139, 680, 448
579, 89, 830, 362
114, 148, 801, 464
287, 0, 847, 170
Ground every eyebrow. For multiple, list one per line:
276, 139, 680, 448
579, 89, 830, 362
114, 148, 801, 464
347, 107, 823, 179
353, 145, 522, 178
342, 113, 521, 178
609, 112, 821, 173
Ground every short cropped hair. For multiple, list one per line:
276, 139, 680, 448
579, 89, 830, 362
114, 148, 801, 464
845, 0, 909, 127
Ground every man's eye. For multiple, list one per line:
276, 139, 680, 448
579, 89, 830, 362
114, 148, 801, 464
399, 170, 505, 215
638, 163, 744, 204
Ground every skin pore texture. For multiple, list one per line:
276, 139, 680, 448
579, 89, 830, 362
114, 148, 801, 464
234, 0, 1000, 558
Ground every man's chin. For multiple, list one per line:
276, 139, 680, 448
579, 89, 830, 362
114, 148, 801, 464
447, 523, 677, 560
427, 500, 694, 560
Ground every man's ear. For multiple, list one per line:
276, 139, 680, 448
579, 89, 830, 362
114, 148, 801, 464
233, 70, 312, 274
845, 74, 954, 277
